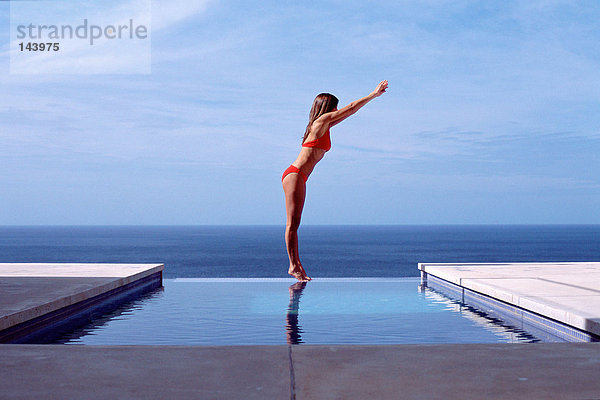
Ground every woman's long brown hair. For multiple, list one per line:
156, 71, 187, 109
302, 93, 339, 144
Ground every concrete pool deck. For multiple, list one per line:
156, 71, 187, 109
1, 343, 600, 399
419, 262, 600, 338
0, 263, 163, 342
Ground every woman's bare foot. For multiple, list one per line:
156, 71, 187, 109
288, 264, 311, 281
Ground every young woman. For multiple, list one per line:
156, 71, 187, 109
282, 80, 388, 281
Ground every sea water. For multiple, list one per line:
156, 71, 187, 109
1, 225, 598, 278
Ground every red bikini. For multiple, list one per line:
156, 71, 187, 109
282, 130, 331, 183
281, 165, 308, 183
301, 129, 331, 152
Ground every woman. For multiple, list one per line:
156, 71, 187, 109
282, 80, 388, 281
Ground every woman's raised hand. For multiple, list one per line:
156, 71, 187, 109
372, 80, 388, 97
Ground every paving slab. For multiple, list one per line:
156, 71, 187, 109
0, 263, 163, 278
419, 262, 600, 337
292, 343, 600, 400
0, 263, 163, 334
0, 345, 290, 400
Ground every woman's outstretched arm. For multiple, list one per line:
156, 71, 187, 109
322, 80, 388, 127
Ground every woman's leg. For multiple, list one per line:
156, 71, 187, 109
282, 173, 311, 281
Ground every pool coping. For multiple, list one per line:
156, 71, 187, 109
0, 263, 164, 342
425, 274, 598, 342
419, 262, 600, 339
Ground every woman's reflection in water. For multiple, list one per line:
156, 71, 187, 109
286, 281, 307, 344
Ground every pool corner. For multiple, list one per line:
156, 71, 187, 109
0, 263, 164, 343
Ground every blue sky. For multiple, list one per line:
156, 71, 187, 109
1, 0, 599, 225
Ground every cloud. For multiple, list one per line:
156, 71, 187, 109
151, 0, 212, 31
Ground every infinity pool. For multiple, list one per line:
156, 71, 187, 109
42, 278, 542, 345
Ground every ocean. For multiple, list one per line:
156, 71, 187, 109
0, 225, 599, 279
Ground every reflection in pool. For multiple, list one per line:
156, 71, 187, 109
49, 278, 542, 345
286, 281, 307, 344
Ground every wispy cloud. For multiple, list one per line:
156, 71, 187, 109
151, 0, 212, 31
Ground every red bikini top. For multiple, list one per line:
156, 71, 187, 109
302, 129, 331, 152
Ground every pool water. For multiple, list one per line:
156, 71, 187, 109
55, 278, 540, 345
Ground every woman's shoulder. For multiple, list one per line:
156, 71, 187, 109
315, 111, 336, 124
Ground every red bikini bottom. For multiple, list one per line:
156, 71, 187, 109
282, 165, 308, 183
